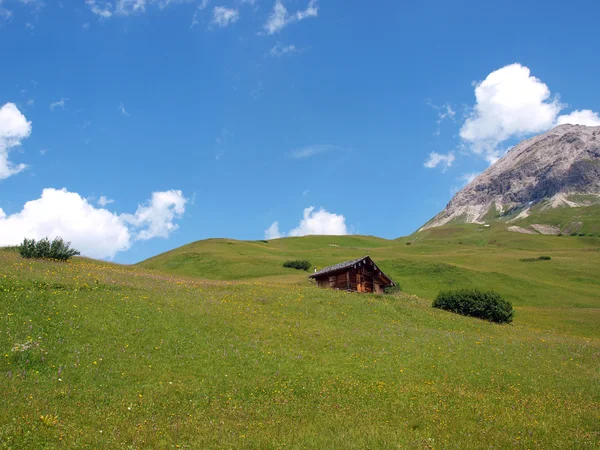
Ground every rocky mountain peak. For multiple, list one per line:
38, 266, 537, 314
421, 124, 600, 231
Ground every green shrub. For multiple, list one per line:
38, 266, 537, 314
19, 237, 80, 261
520, 255, 552, 262
432, 289, 514, 324
283, 260, 311, 271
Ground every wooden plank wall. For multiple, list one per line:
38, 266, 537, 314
315, 262, 382, 293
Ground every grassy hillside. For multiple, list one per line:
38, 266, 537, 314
139, 226, 600, 336
1, 249, 598, 448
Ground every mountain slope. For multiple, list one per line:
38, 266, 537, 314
421, 124, 600, 232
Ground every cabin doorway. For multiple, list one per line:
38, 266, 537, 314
356, 273, 363, 293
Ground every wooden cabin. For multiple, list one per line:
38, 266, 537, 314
309, 256, 395, 293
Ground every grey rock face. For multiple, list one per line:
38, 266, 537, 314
421, 124, 600, 230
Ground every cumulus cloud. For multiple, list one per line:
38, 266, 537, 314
0, 188, 187, 259
0, 102, 31, 179
556, 109, 600, 127
424, 151, 455, 171
265, 206, 348, 240
263, 0, 318, 35
121, 190, 187, 240
264, 221, 281, 240
458, 63, 600, 164
426, 63, 600, 169
459, 64, 563, 163
211, 6, 239, 27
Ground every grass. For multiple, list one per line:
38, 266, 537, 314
0, 238, 600, 448
139, 225, 600, 328
1, 228, 599, 448
517, 204, 600, 236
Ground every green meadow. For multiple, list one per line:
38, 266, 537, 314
1, 225, 599, 448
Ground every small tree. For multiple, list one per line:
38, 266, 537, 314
19, 238, 37, 258
19, 237, 80, 261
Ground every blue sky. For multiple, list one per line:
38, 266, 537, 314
1, 0, 600, 263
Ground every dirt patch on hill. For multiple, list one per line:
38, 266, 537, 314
530, 224, 561, 235
508, 226, 537, 234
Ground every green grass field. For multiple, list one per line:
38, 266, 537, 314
1, 225, 599, 448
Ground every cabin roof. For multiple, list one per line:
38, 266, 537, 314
309, 256, 395, 286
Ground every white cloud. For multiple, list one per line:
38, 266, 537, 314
288, 144, 343, 159
0, 7, 12, 23
290, 207, 348, 236
0, 188, 187, 259
26, 99, 34, 106
265, 206, 348, 239
211, 6, 239, 27
460, 63, 563, 163
190, 0, 208, 27
97, 195, 114, 207
424, 151, 454, 171
267, 42, 298, 57
0, 102, 31, 179
116, 0, 147, 15
86, 0, 113, 18
556, 109, 600, 127
0, 188, 130, 259
295, 0, 317, 20
1, 0, 43, 21
87, 0, 195, 18
263, 0, 318, 35
428, 101, 456, 136
119, 102, 130, 116
458, 63, 600, 164
264, 221, 281, 239
121, 190, 187, 240
49, 98, 67, 111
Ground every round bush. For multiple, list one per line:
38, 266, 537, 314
432, 289, 514, 324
